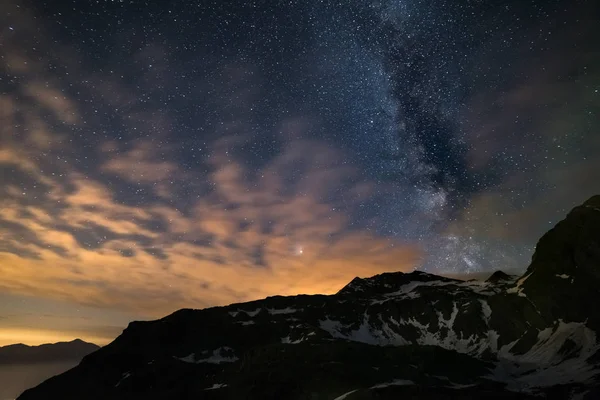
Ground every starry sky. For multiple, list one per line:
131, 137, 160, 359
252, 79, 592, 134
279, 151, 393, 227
0, 0, 599, 345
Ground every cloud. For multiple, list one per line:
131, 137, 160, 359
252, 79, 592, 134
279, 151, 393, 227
0, 0, 417, 333
101, 139, 179, 184
22, 81, 79, 125
450, 15, 600, 248
0, 106, 421, 318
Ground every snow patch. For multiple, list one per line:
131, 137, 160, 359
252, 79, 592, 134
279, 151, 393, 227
570, 390, 591, 400
322, 302, 500, 356
507, 273, 531, 297
479, 300, 492, 324
370, 278, 501, 305
437, 302, 459, 330
383, 280, 455, 298
490, 321, 600, 390
281, 336, 304, 344
204, 383, 228, 390
177, 353, 196, 363
319, 314, 408, 346
399, 304, 499, 355
447, 382, 478, 389
268, 307, 298, 315
229, 308, 261, 318
175, 347, 239, 364
514, 322, 595, 365
506, 286, 527, 297
115, 371, 131, 387
537, 327, 554, 342
319, 318, 349, 339
379, 317, 410, 345
333, 389, 358, 400
433, 375, 478, 389
371, 379, 414, 389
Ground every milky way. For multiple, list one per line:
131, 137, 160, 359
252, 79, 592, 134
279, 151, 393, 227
0, 0, 599, 333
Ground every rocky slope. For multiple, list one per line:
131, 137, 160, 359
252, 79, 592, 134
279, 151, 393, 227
18, 196, 600, 399
0, 339, 99, 364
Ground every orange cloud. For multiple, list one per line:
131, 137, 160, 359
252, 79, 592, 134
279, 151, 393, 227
0, 136, 421, 318
22, 81, 79, 125
0, 7, 421, 341
101, 140, 179, 184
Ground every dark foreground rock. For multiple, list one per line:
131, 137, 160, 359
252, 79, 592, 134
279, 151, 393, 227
18, 196, 600, 400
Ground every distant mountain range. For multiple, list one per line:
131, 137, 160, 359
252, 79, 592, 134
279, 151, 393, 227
18, 196, 600, 399
0, 339, 99, 364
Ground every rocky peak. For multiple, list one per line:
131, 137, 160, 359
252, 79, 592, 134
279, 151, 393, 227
518, 195, 600, 328
583, 195, 600, 209
485, 270, 515, 283
336, 270, 458, 296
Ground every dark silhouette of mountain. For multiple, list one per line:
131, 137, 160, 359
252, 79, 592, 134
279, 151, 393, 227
18, 196, 600, 399
0, 339, 100, 364
485, 270, 516, 283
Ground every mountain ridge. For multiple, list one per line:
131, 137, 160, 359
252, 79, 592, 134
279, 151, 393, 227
17, 196, 600, 399
0, 339, 99, 364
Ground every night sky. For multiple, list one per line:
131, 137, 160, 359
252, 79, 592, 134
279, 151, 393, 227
1, 0, 598, 345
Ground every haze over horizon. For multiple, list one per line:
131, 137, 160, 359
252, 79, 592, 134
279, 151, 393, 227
1, 0, 598, 346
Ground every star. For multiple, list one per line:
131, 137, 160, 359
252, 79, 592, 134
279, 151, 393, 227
294, 244, 304, 256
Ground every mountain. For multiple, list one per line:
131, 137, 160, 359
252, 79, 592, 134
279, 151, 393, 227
0, 339, 100, 364
18, 196, 600, 399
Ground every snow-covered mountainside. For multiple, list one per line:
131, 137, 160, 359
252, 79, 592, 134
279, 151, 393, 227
18, 196, 600, 400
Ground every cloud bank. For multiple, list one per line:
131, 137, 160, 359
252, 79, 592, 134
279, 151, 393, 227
0, 10, 420, 317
